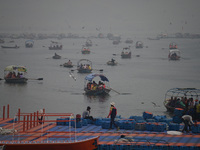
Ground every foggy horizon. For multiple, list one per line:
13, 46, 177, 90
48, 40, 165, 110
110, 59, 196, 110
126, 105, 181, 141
0, 0, 200, 35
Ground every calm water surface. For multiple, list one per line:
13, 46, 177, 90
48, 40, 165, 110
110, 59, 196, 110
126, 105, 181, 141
0, 36, 200, 119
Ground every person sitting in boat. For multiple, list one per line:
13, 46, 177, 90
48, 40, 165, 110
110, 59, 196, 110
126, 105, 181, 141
111, 58, 115, 63
6, 72, 12, 78
87, 82, 92, 90
11, 72, 16, 78
67, 60, 72, 65
82, 106, 95, 121
38, 109, 44, 124
91, 81, 97, 90
87, 64, 91, 70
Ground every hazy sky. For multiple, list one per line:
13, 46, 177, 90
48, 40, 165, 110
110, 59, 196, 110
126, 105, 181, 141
0, 0, 200, 35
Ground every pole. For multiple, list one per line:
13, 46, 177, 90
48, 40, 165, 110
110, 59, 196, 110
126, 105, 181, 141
7, 104, 9, 119
18, 109, 21, 123
3, 106, 5, 120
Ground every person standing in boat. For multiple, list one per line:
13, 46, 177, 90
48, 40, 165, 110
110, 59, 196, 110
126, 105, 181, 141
82, 106, 95, 121
107, 102, 120, 131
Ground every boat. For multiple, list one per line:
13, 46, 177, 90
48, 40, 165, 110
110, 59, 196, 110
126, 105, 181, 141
163, 88, 200, 113
63, 60, 73, 68
52, 53, 61, 59
77, 59, 92, 73
107, 59, 117, 66
135, 41, 143, 48
84, 73, 111, 95
25, 40, 34, 48
168, 49, 180, 60
169, 42, 178, 49
49, 41, 62, 50
121, 47, 131, 58
81, 46, 90, 54
0, 136, 98, 150
4, 65, 28, 83
1, 45, 20, 49
125, 38, 133, 44
85, 39, 92, 47
0, 39, 5, 43
112, 40, 120, 45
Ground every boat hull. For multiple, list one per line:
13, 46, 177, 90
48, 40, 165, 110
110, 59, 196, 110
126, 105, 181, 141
1, 46, 19, 49
121, 53, 131, 58
78, 69, 92, 73
107, 61, 117, 66
63, 63, 73, 68
4, 78, 28, 83
0, 136, 98, 150
84, 88, 110, 96
82, 50, 90, 54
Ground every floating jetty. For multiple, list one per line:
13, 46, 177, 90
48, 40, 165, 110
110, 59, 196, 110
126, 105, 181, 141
0, 105, 200, 150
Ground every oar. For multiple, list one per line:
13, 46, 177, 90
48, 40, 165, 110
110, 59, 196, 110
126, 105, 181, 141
0, 78, 4, 80
28, 78, 43, 80
93, 69, 103, 72
109, 87, 120, 94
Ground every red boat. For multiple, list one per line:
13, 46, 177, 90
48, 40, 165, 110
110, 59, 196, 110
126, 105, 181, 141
0, 136, 98, 150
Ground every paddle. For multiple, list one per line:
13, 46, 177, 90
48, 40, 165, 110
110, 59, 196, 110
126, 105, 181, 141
28, 78, 43, 80
109, 87, 120, 94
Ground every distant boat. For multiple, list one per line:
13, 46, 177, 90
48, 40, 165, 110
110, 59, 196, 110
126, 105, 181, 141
49, 41, 62, 50
168, 49, 180, 60
112, 40, 120, 45
1, 45, 19, 49
52, 53, 61, 59
0, 39, 5, 43
81, 46, 90, 54
135, 41, 143, 48
121, 47, 131, 58
125, 38, 133, 44
63, 60, 73, 68
107, 59, 117, 66
85, 39, 92, 47
169, 42, 178, 49
25, 40, 34, 48
77, 59, 92, 73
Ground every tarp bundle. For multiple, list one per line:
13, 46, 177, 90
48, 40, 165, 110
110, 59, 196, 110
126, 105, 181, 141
85, 73, 109, 82
4, 65, 27, 72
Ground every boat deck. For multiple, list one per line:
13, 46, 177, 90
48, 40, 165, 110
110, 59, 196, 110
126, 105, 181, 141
0, 117, 200, 150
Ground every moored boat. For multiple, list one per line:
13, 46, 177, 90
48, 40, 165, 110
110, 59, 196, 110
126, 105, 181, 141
4, 65, 28, 83
0, 136, 98, 150
168, 49, 180, 60
121, 47, 131, 58
63, 60, 73, 68
163, 88, 200, 113
1, 45, 20, 49
84, 73, 110, 95
125, 38, 133, 44
77, 59, 92, 73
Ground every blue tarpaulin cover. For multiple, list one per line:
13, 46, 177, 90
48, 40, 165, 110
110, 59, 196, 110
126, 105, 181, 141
85, 73, 109, 82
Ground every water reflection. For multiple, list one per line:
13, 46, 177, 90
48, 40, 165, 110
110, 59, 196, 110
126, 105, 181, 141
84, 94, 110, 102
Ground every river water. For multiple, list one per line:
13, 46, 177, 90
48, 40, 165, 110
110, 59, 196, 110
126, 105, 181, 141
0, 36, 200, 119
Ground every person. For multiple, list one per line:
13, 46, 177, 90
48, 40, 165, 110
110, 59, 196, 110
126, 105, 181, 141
111, 58, 115, 63
82, 106, 95, 121
67, 60, 72, 65
181, 115, 194, 133
107, 102, 120, 131
117, 135, 134, 143
38, 109, 44, 124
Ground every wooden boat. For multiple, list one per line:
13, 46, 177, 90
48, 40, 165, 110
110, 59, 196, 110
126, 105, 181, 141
52, 53, 61, 59
0, 136, 98, 150
125, 38, 133, 44
49, 41, 62, 50
107, 59, 117, 66
77, 59, 92, 73
1, 45, 19, 49
85, 39, 92, 47
81, 46, 90, 54
121, 47, 131, 58
4, 65, 28, 83
84, 73, 111, 95
25, 40, 34, 48
135, 41, 143, 48
168, 49, 180, 60
112, 40, 120, 45
169, 42, 178, 49
163, 88, 200, 113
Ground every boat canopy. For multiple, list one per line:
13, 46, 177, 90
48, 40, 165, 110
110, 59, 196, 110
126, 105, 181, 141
25, 40, 34, 44
77, 59, 92, 65
165, 88, 200, 99
4, 65, 27, 72
169, 49, 180, 54
85, 73, 109, 82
